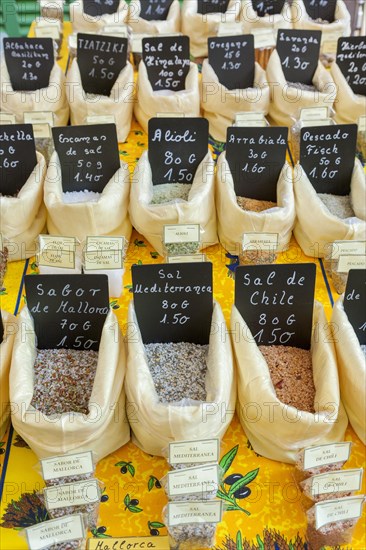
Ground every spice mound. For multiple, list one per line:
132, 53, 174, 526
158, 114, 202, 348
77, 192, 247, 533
237, 196, 277, 213
144, 342, 208, 403
318, 193, 355, 219
0, 247, 9, 288
62, 190, 101, 204
44, 542, 81, 550
150, 183, 192, 205
168, 523, 216, 548
287, 81, 318, 92
31, 349, 99, 415
259, 345, 315, 413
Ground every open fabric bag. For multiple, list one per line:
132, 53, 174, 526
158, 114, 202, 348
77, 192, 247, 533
266, 50, 336, 126
330, 62, 366, 124
241, 0, 292, 32
291, 0, 351, 55
201, 60, 270, 142
129, 150, 218, 256
10, 308, 129, 459
125, 300, 236, 456
66, 59, 134, 142
0, 60, 69, 126
181, 0, 241, 59
331, 296, 366, 444
216, 153, 295, 254
0, 152, 47, 262
134, 61, 200, 133
44, 152, 132, 243
128, 0, 181, 34
70, 0, 129, 33
231, 301, 348, 464
0, 311, 16, 439
293, 158, 366, 257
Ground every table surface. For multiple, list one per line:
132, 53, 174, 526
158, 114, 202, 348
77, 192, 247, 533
0, 21, 365, 550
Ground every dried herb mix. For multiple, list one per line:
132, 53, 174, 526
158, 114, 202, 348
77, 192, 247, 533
150, 183, 192, 205
318, 193, 355, 219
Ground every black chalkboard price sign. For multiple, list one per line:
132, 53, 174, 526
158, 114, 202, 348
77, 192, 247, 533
24, 274, 110, 350
226, 126, 288, 202
77, 33, 128, 96
0, 311, 3, 344
252, 0, 286, 17
132, 262, 213, 344
197, 0, 230, 14
3, 37, 54, 92
0, 124, 37, 197
52, 124, 120, 193
139, 0, 174, 20
83, 0, 120, 16
142, 35, 190, 91
336, 37, 366, 96
208, 35, 254, 90
276, 29, 321, 85
300, 124, 357, 195
148, 117, 209, 185
303, 0, 336, 23
235, 263, 316, 349
344, 269, 366, 345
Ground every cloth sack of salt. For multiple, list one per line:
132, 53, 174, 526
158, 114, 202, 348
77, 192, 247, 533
216, 152, 295, 254
330, 62, 366, 124
266, 49, 336, 127
232, 300, 348, 464
10, 307, 129, 459
124, 299, 236, 456
129, 150, 218, 256
241, 0, 292, 33
70, 0, 129, 33
181, 0, 241, 59
134, 61, 200, 133
1, 152, 47, 262
331, 295, 366, 445
128, 0, 181, 34
66, 59, 134, 143
44, 152, 132, 244
293, 158, 366, 257
0, 310, 16, 439
201, 59, 270, 142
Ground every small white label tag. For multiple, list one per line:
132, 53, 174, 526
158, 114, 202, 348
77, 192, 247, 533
315, 495, 365, 530
86, 115, 116, 125
24, 112, 54, 138
132, 33, 150, 53
41, 451, 94, 481
69, 34, 77, 50
101, 24, 129, 37
310, 468, 363, 497
0, 113, 16, 125
300, 107, 329, 121
217, 22, 243, 36
337, 255, 366, 273
252, 28, 276, 49
168, 501, 223, 526
84, 249, 124, 270
322, 32, 341, 54
0, 235, 3, 250
167, 464, 220, 497
157, 112, 185, 118
235, 120, 267, 127
301, 119, 333, 128
164, 224, 200, 244
44, 479, 100, 510
331, 241, 366, 260
243, 232, 279, 250
169, 439, 220, 466
38, 235, 77, 269
35, 25, 60, 39
358, 115, 366, 132
235, 112, 265, 123
303, 442, 352, 471
167, 254, 205, 263
26, 515, 85, 550
86, 236, 125, 251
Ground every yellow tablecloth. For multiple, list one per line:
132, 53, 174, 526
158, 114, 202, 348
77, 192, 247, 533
0, 22, 365, 550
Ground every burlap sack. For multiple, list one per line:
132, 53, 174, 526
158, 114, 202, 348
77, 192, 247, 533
241, 0, 292, 32
10, 307, 129, 459
293, 158, 366, 257
201, 60, 270, 142
232, 300, 348, 464
70, 0, 129, 33
216, 153, 295, 254
125, 300, 236, 456
332, 296, 365, 444
134, 61, 200, 133
0, 310, 16, 439
181, 0, 241, 59
330, 62, 366, 125
291, 0, 351, 53
1, 152, 47, 262
129, 150, 218, 256
0, 59, 69, 126
267, 50, 336, 126
44, 152, 132, 243
128, 0, 181, 34
66, 59, 134, 142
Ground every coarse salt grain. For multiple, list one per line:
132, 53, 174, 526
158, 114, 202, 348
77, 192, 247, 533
62, 190, 101, 204
144, 342, 208, 404
318, 193, 355, 219
167, 523, 217, 548
259, 345, 315, 413
287, 81, 318, 92
150, 183, 192, 205
31, 349, 98, 416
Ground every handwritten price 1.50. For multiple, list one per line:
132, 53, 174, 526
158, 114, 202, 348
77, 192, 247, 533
160, 299, 190, 325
